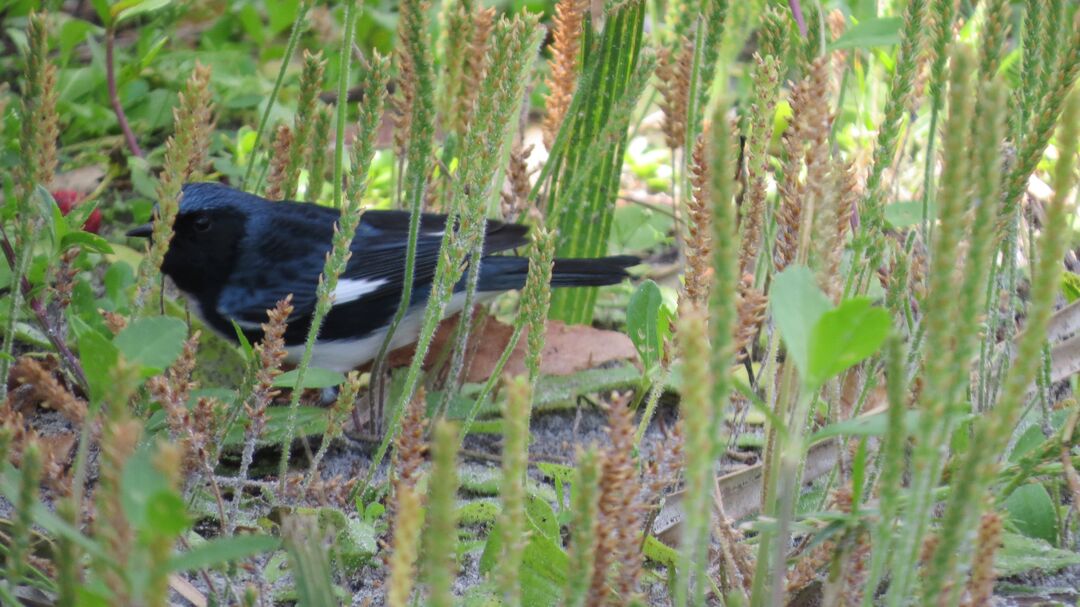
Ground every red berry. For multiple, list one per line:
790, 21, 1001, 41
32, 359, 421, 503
50, 189, 102, 234
52, 189, 79, 214
83, 208, 102, 234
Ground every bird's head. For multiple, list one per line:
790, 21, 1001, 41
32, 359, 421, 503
127, 183, 251, 296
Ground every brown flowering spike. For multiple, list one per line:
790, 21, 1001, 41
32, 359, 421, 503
656, 36, 694, 151
683, 132, 713, 306
19, 12, 59, 200
542, 0, 588, 148
396, 387, 428, 490
95, 417, 141, 603
963, 509, 1002, 607
182, 61, 215, 181
821, 161, 859, 301
150, 333, 199, 430
100, 309, 128, 335
265, 124, 294, 201
392, 21, 419, 156
738, 54, 780, 274
827, 9, 849, 73
455, 6, 496, 136
501, 142, 535, 220
10, 356, 86, 424
235, 296, 293, 511
52, 247, 81, 308
284, 50, 327, 199
733, 274, 767, 361
774, 130, 804, 273
799, 57, 835, 265
588, 393, 645, 605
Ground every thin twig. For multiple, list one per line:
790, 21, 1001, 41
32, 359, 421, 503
105, 26, 144, 158
0, 224, 89, 389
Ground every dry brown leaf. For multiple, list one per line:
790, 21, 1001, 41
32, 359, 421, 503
385, 313, 638, 383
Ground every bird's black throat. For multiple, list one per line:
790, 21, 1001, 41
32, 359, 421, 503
160, 206, 247, 313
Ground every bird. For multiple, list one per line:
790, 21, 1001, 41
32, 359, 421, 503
127, 182, 638, 372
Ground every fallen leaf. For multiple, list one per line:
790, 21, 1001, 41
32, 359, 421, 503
385, 312, 639, 383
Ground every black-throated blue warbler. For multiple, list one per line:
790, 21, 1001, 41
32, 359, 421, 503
127, 182, 637, 372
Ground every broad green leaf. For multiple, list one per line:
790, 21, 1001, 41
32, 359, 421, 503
457, 500, 500, 525
167, 534, 282, 573
481, 512, 568, 607
274, 367, 346, 389
807, 298, 890, 387
771, 266, 832, 379
828, 17, 902, 50
113, 316, 188, 375
122, 442, 188, 534
626, 280, 668, 371
78, 329, 119, 403
222, 406, 329, 446
995, 532, 1080, 576
1009, 424, 1047, 462
526, 495, 560, 542
1004, 483, 1058, 545
104, 261, 135, 306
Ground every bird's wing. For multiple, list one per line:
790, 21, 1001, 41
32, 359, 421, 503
215, 209, 528, 330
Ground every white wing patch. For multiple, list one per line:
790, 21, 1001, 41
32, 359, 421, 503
333, 278, 388, 304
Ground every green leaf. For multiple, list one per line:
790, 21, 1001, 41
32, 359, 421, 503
113, 0, 173, 25
90, 0, 112, 24
481, 511, 568, 607
828, 17, 902, 50
626, 280, 669, 372
526, 495, 560, 542
1008, 424, 1047, 462
458, 500, 500, 525
808, 409, 921, 444
274, 367, 346, 389
61, 231, 114, 254
807, 298, 890, 387
122, 442, 188, 534
1062, 272, 1080, 303
222, 406, 329, 446
113, 316, 188, 375
144, 491, 190, 538
104, 261, 135, 306
771, 266, 832, 379
1004, 483, 1058, 545
995, 532, 1080, 576
78, 329, 119, 403
167, 534, 282, 573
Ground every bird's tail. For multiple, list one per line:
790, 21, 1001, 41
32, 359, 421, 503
474, 255, 638, 291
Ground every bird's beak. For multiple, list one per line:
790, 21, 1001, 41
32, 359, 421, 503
126, 223, 153, 238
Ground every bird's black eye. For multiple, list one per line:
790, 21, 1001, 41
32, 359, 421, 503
193, 214, 211, 233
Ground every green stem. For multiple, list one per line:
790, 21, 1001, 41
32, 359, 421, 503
241, 0, 311, 191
